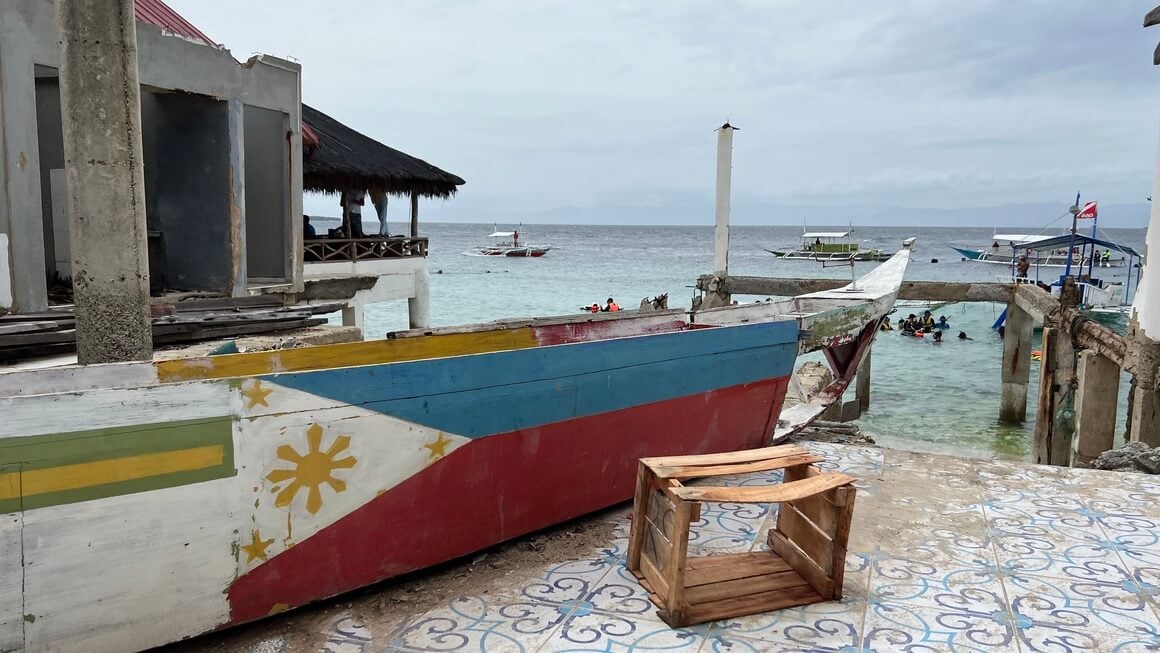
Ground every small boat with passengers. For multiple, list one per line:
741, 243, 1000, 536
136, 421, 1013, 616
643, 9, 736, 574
765, 230, 888, 261
470, 227, 551, 257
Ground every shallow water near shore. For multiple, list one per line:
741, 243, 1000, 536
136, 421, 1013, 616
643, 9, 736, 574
324, 221, 1143, 462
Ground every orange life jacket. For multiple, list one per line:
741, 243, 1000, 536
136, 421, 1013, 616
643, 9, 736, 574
589, 305, 599, 313
609, 303, 621, 312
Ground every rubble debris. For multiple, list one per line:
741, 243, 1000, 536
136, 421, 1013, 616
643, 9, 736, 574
1090, 441, 1160, 474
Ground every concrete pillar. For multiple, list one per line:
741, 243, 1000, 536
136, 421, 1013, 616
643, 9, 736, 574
1033, 323, 1078, 466
1072, 351, 1119, 466
0, 29, 50, 312
408, 265, 431, 329
856, 348, 871, 411
713, 122, 735, 278
999, 301, 1035, 423
341, 301, 364, 335
56, 0, 153, 363
226, 98, 248, 297
1126, 338, 1160, 447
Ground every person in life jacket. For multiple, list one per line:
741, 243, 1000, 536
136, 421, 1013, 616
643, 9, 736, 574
605, 297, 621, 312
580, 303, 599, 313
920, 311, 936, 331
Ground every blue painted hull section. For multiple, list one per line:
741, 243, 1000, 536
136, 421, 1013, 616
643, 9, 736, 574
269, 320, 799, 438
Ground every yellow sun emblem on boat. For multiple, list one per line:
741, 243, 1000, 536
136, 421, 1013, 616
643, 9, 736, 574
267, 424, 357, 515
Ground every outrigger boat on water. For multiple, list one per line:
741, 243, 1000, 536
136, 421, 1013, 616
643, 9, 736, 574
0, 242, 911, 651
468, 228, 551, 257
765, 230, 889, 262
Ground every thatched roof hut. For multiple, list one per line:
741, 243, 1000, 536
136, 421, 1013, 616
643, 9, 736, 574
302, 104, 465, 198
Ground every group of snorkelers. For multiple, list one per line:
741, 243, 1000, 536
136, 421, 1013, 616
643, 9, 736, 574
880, 310, 971, 342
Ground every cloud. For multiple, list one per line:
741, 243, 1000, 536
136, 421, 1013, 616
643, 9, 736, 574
171, 0, 1160, 223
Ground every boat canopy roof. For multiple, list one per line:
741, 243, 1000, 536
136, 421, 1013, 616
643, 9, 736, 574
1021, 233, 1140, 257
487, 231, 516, 238
993, 234, 1053, 244
801, 231, 850, 239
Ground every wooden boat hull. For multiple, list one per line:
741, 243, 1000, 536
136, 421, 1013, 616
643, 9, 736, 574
764, 249, 889, 262
0, 316, 796, 651
951, 246, 1124, 268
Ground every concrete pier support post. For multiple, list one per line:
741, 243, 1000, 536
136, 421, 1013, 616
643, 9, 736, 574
56, 0, 153, 364
1072, 350, 1120, 466
856, 348, 871, 411
999, 301, 1035, 423
699, 122, 736, 310
1033, 281, 1079, 466
408, 266, 431, 329
340, 301, 365, 335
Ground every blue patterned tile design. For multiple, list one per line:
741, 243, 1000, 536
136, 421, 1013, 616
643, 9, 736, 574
267, 442, 1160, 652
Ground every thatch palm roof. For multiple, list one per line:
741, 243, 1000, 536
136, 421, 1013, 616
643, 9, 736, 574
301, 105, 464, 199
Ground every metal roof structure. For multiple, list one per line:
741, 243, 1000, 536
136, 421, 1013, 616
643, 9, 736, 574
134, 0, 215, 45
801, 232, 850, 239
1022, 233, 1141, 258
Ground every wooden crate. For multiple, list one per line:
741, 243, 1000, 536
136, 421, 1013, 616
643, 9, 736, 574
625, 445, 856, 628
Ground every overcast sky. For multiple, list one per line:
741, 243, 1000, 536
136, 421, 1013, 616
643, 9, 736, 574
173, 1, 1160, 226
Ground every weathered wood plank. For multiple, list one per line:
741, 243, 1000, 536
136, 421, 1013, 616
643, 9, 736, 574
641, 444, 807, 468
684, 569, 804, 604
768, 530, 834, 598
651, 453, 822, 480
777, 504, 834, 574
684, 581, 823, 625
699, 275, 1013, 303
671, 473, 854, 504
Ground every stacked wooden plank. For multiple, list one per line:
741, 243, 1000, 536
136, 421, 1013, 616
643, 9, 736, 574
0, 298, 344, 364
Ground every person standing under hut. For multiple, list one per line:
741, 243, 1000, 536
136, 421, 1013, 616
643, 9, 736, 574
370, 188, 390, 237
1016, 255, 1030, 279
340, 189, 367, 238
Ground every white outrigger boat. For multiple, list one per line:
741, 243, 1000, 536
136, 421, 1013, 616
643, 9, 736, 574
765, 230, 888, 262
469, 228, 551, 257
950, 233, 1127, 268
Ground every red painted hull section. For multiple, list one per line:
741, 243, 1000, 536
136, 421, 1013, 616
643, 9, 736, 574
226, 376, 789, 624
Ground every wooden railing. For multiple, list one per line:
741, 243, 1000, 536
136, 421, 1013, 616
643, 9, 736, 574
304, 237, 428, 262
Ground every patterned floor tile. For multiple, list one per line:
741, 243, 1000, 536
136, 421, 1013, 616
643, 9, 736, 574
385, 592, 567, 652
1006, 573, 1160, 652
861, 598, 1021, 652
870, 555, 1006, 610
708, 595, 866, 651
536, 611, 707, 652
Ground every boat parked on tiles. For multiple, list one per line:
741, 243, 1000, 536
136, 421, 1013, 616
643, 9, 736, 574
0, 243, 910, 651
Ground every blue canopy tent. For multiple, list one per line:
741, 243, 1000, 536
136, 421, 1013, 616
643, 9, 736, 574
991, 233, 1141, 329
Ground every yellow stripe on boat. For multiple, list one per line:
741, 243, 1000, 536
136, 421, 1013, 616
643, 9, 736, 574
0, 445, 224, 502
156, 328, 541, 382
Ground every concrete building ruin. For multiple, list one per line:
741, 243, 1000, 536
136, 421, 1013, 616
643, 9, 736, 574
0, 0, 461, 336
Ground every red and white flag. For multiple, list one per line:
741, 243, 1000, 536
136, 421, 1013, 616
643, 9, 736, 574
1077, 201, 1098, 219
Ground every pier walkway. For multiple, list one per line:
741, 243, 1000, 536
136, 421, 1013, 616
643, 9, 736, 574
171, 442, 1160, 652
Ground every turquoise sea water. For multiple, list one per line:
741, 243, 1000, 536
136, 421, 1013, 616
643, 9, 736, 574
321, 221, 1145, 462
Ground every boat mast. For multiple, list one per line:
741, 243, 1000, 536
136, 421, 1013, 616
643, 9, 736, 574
1064, 191, 1081, 278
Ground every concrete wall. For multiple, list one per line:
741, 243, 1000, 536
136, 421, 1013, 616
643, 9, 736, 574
243, 104, 289, 281
0, 0, 304, 311
143, 91, 232, 291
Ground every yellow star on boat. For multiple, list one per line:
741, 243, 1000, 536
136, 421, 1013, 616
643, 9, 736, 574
423, 432, 453, 461
241, 529, 274, 563
266, 424, 357, 515
241, 379, 274, 409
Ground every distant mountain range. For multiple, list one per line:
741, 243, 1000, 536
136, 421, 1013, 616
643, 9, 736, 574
413, 200, 1152, 229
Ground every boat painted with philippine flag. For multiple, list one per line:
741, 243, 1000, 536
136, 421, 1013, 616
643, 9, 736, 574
0, 243, 911, 651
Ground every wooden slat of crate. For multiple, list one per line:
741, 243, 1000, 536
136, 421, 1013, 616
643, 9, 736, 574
650, 452, 822, 479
